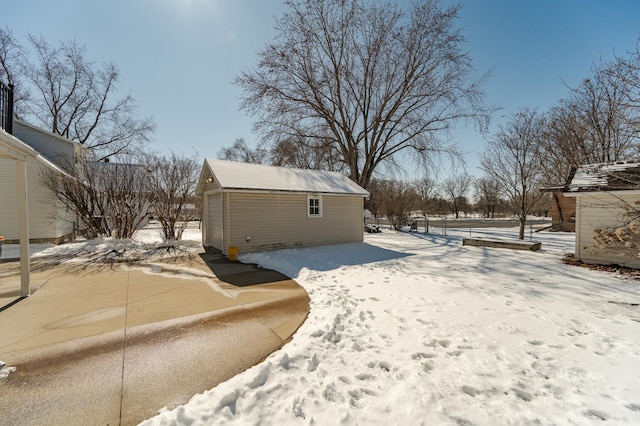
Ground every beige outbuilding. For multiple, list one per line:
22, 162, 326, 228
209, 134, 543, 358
196, 159, 369, 256
564, 162, 640, 269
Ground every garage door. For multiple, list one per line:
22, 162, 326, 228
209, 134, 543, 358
207, 194, 223, 250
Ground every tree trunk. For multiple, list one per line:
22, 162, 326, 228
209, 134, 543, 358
519, 216, 526, 240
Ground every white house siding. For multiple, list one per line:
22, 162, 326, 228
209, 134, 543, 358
224, 192, 364, 254
0, 157, 74, 242
575, 193, 640, 269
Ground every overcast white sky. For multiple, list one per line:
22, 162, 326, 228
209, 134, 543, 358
4, 0, 640, 177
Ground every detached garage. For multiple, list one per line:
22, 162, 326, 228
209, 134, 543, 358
196, 159, 369, 255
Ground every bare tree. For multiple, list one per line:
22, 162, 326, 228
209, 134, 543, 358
474, 177, 502, 218
1, 32, 155, 160
429, 196, 450, 216
364, 179, 382, 223
217, 138, 267, 164
570, 68, 636, 163
0, 26, 29, 116
148, 153, 199, 241
539, 102, 588, 185
414, 176, 437, 218
371, 179, 418, 231
441, 174, 472, 219
270, 136, 345, 171
481, 109, 546, 239
609, 43, 640, 123
235, 0, 493, 189
540, 56, 640, 185
42, 159, 151, 239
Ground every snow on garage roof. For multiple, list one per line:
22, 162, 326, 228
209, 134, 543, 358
202, 159, 369, 196
565, 161, 640, 193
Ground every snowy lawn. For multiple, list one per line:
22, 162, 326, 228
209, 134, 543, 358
143, 228, 640, 425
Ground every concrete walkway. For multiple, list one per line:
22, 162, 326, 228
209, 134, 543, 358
0, 249, 309, 425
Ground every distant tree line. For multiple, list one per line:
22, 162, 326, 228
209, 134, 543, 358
363, 173, 549, 231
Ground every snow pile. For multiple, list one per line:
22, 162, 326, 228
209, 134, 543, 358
0, 224, 204, 262
0, 361, 16, 379
142, 228, 640, 425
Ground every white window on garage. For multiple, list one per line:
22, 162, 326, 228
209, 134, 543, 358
308, 195, 322, 218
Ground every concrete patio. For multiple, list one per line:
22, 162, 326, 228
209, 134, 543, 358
0, 248, 309, 425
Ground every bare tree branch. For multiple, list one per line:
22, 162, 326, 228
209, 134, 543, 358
2, 34, 155, 160
148, 153, 200, 241
481, 108, 546, 239
42, 158, 151, 239
235, 0, 494, 189
441, 173, 472, 219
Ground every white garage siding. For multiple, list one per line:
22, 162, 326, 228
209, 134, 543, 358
0, 156, 74, 242
225, 192, 364, 254
575, 193, 640, 269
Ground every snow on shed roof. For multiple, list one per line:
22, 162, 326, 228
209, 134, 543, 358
565, 162, 640, 193
203, 159, 369, 196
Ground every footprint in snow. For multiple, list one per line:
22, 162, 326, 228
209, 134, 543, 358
307, 354, 320, 372
510, 386, 534, 402
355, 372, 376, 381
426, 339, 451, 348
348, 387, 377, 406
461, 385, 479, 397
367, 360, 391, 372
338, 376, 351, 384
292, 397, 305, 419
584, 409, 609, 421
322, 383, 345, 403
421, 361, 435, 373
416, 318, 436, 327
411, 352, 437, 360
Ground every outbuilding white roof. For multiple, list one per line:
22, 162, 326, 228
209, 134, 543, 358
565, 162, 640, 193
202, 159, 369, 196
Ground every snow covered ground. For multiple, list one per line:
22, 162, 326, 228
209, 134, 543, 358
4, 224, 639, 424
138, 227, 640, 425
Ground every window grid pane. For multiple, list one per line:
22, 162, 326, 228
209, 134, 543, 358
309, 198, 320, 216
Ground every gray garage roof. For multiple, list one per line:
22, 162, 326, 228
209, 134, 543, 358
201, 159, 369, 196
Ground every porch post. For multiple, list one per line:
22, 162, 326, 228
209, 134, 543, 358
16, 158, 30, 296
